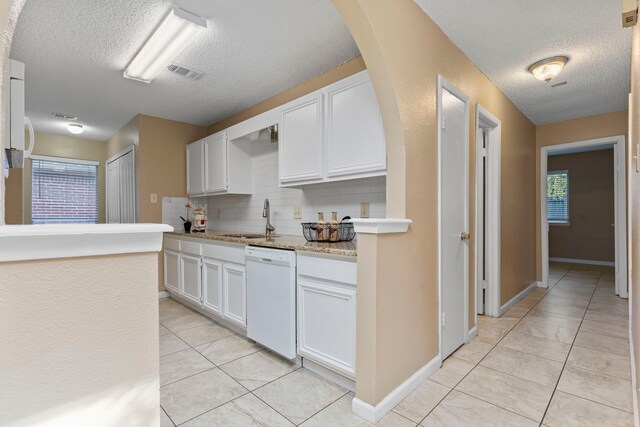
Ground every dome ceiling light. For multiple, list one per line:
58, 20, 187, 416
528, 56, 569, 82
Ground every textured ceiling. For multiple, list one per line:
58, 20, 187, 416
11, 0, 359, 141
414, 0, 631, 125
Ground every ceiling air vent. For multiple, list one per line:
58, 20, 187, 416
52, 112, 78, 120
167, 63, 204, 80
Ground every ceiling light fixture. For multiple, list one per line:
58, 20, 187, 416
67, 123, 84, 135
528, 56, 569, 82
123, 8, 207, 83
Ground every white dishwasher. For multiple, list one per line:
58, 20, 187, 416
245, 246, 297, 359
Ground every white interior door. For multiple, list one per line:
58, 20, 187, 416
439, 79, 469, 360
106, 147, 136, 224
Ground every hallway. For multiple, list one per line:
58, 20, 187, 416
392, 262, 633, 426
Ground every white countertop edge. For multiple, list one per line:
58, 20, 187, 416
349, 218, 412, 234
0, 224, 173, 262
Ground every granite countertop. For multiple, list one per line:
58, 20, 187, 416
165, 230, 357, 257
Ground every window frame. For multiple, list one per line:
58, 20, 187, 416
547, 169, 570, 226
30, 155, 100, 224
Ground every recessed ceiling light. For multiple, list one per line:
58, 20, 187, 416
67, 123, 84, 134
528, 56, 569, 82
123, 8, 207, 83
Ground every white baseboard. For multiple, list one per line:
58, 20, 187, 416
631, 330, 639, 427
158, 291, 170, 299
500, 281, 538, 315
549, 257, 615, 267
534, 281, 546, 288
303, 358, 355, 392
466, 326, 478, 343
351, 355, 442, 423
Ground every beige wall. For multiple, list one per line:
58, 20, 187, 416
5, 132, 107, 224
108, 114, 207, 290
334, 0, 536, 404
0, 253, 160, 426
548, 150, 615, 262
535, 110, 628, 280
207, 56, 366, 134
629, 24, 640, 421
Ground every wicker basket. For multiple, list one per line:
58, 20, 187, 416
301, 222, 356, 242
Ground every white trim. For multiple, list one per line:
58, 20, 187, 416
351, 355, 442, 423
632, 332, 639, 427
30, 154, 99, 166
467, 325, 478, 343
349, 218, 412, 234
474, 104, 502, 319
549, 257, 615, 267
500, 281, 538, 315
540, 135, 627, 297
437, 75, 470, 361
0, 224, 172, 262
158, 291, 170, 299
302, 358, 355, 392
106, 145, 135, 164
534, 281, 546, 288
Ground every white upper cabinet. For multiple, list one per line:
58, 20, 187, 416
279, 93, 324, 185
278, 71, 386, 187
326, 72, 386, 179
186, 140, 205, 196
187, 131, 252, 197
205, 132, 227, 193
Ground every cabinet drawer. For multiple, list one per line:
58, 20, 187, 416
164, 237, 180, 251
202, 242, 245, 265
298, 254, 357, 285
181, 240, 202, 256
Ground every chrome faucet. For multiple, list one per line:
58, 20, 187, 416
262, 198, 275, 236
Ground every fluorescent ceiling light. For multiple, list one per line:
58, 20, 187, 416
67, 123, 84, 134
528, 56, 569, 82
123, 8, 207, 83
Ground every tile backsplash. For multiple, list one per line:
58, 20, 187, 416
162, 197, 207, 231
201, 141, 386, 236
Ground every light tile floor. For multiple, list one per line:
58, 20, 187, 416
158, 262, 633, 426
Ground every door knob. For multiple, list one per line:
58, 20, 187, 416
460, 232, 470, 241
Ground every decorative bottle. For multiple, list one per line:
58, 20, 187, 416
317, 212, 328, 241
329, 212, 339, 242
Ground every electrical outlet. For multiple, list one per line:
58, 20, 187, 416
293, 207, 302, 219
360, 202, 370, 218
150, 193, 157, 204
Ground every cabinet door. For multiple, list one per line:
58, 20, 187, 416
186, 140, 205, 195
180, 253, 202, 306
326, 74, 386, 178
205, 133, 228, 193
163, 249, 180, 295
223, 263, 246, 328
202, 258, 223, 316
279, 93, 324, 185
297, 280, 356, 378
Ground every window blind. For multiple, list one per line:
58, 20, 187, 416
31, 157, 99, 224
547, 170, 569, 223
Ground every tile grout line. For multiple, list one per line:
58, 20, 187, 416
417, 263, 591, 425
538, 264, 604, 424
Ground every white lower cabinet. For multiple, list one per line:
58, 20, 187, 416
164, 249, 180, 295
222, 263, 247, 328
180, 253, 202, 305
297, 254, 357, 379
202, 258, 223, 317
163, 237, 247, 330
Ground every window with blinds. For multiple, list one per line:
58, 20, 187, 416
547, 170, 569, 224
31, 157, 99, 224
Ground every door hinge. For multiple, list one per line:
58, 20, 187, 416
441, 312, 446, 327
482, 147, 487, 158
441, 116, 446, 130
482, 279, 487, 289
